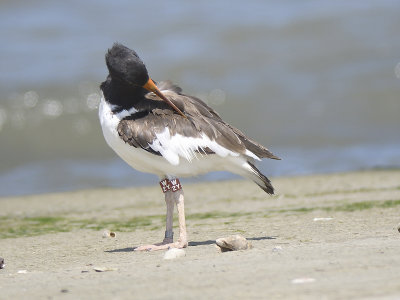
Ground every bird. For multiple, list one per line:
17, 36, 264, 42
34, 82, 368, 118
99, 43, 280, 251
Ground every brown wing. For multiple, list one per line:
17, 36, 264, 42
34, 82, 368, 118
117, 82, 279, 160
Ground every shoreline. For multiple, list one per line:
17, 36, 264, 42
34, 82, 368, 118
1, 170, 400, 299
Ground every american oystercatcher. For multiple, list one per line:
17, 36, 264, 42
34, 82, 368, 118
99, 43, 280, 251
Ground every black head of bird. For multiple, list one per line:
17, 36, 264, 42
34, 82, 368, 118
105, 43, 186, 118
105, 43, 149, 87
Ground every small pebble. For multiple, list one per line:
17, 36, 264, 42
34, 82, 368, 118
0, 257, 4, 269
272, 246, 283, 252
397, 223, 400, 233
17, 270, 28, 274
163, 248, 186, 260
102, 230, 116, 238
216, 235, 252, 252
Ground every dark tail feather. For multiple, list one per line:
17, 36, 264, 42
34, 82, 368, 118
226, 124, 281, 160
247, 161, 274, 195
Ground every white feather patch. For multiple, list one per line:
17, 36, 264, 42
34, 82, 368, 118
114, 106, 138, 119
149, 127, 239, 165
245, 149, 261, 161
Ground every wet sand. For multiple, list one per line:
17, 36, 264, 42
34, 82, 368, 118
1, 170, 400, 299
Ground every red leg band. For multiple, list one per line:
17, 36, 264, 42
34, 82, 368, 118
159, 178, 182, 193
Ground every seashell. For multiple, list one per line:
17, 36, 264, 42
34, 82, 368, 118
313, 217, 333, 221
163, 248, 186, 260
216, 235, 252, 252
93, 266, 118, 272
291, 278, 316, 284
102, 230, 116, 238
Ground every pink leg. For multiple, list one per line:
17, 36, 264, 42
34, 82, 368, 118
134, 179, 188, 251
175, 189, 187, 247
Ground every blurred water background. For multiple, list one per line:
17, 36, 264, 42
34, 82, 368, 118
1, 0, 399, 196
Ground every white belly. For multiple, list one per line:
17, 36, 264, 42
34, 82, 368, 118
98, 96, 249, 178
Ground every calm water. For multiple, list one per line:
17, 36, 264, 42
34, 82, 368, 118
1, 0, 399, 196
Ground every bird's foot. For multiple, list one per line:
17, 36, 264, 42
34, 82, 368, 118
134, 239, 188, 252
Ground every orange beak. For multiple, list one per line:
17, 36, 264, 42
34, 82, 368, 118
143, 78, 186, 118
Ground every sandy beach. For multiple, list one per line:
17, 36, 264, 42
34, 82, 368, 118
1, 170, 400, 299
